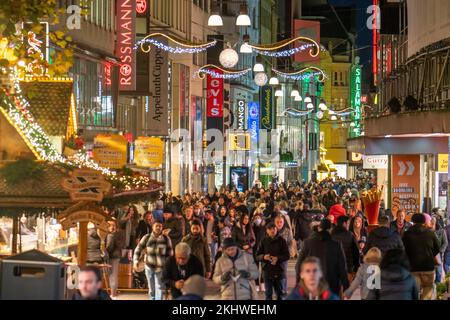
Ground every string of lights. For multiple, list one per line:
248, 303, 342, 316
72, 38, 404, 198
272, 66, 327, 82
196, 64, 251, 79
249, 36, 320, 58
136, 33, 217, 54
252, 43, 316, 57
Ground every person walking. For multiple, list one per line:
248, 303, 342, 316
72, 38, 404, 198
444, 222, 450, 274
163, 206, 183, 248
133, 220, 173, 300
162, 243, 204, 299
87, 224, 103, 264
105, 221, 125, 299
366, 249, 418, 300
274, 214, 295, 296
295, 219, 349, 296
255, 222, 290, 300
365, 216, 404, 256
286, 257, 339, 300
430, 216, 448, 283
213, 238, 259, 300
403, 213, 440, 300
390, 209, 412, 236
232, 213, 256, 254
343, 247, 382, 300
181, 219, 211, 278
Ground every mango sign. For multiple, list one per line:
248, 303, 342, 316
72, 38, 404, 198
134, 137, 164, 168
93, 134, 128, 169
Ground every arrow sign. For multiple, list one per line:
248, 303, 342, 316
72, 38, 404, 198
406, 161, 415, 175
397, 161, 406, 176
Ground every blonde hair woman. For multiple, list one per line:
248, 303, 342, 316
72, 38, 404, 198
344, 247, 382, 300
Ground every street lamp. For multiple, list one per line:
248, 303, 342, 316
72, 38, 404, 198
236, 4, 251, 26
294, 94, 303, 102
253, 57, 264, 72
208, 4, 223, 26
291, 84, 300, 97
318, 99, 328, 111
304, 93, 312, 104
269, 77, 279, 85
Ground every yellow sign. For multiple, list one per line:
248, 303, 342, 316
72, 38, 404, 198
134, 137, 164, 168
438, 154, 448, 172
229, 132, 251, 151
93, 134, 128, 169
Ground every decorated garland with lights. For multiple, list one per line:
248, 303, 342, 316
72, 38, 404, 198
249, 36, 320, 58
136, 33, 217, 54
196, 64, 251, 79
272, 66, 327, 82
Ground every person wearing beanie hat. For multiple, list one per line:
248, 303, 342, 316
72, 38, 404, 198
403, 213, 440, 300
163, 205, 183, 248
213, 236, 259, 300
177, 275, 206, 300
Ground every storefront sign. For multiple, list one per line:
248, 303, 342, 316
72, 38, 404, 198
363, 155, 388, 169
147, 43, 169, 135
229, 132, 251, 151
391, 155, 420, 216
260, 86, 273, 130
60, 210, 109, 232
136, 0, 147, 14
236, 100, 246, 130
93, 134, 128, 169
206, 69, 223, 117
23, 21, 49, 76
134, 137, 164, 168
351, 65, 362, 135
116, 0, 136, 91
247, 101, 259, 145
438, 154, 448, 172
350, 152, 363, 163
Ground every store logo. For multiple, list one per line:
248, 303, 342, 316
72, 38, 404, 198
66, 5, 81, 30
136, 0, 147, 14
116, 0, 136, 90
237, 100, 245, 130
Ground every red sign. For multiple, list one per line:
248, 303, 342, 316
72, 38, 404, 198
361, 95, 368, 104
104, 63, 111, 86
391, 155, 421, 217
116, 0, 136, 91
206, 69, 224, 117
136, 0, 147, 14
293, 19, 320, 63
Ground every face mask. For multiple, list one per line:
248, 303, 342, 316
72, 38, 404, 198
254, 217, 262, 226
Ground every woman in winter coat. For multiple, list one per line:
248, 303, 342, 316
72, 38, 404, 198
106, 221, 126, 298
87, 224, 103, 264
213, 238, 259, 300
350, 215, 368, 244
344, 247, 382, 300
232, 213, 256, 254
366, 249, 418, 300
251, 210, 267, 291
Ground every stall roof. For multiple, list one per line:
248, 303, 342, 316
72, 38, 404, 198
3, 249, 62, 263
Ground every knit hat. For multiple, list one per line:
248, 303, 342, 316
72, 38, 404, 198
181, 275, 206, 298
423, 213, 432, 225
221, 237, 238, 249
411, 213, 425, 224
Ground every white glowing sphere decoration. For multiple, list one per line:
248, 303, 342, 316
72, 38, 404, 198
219, 48, 239, 68
316, 111, 324, 119
254, 72, 268, 86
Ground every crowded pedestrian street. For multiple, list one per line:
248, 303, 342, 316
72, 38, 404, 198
0, 0, 450, 305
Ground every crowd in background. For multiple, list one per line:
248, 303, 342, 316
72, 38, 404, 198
79, 177, 450, 300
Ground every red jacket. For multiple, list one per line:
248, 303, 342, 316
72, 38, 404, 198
329, 204, 346, 223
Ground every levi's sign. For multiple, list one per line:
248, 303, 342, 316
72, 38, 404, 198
116, 0, 136, 91
363, 155, 388, 169
207, 69, 224, 117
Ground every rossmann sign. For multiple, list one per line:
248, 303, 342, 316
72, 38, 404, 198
207, 69, 223, 117
116, 0, 136, 91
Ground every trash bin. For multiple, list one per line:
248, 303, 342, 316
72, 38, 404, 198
0, 249, 66, 300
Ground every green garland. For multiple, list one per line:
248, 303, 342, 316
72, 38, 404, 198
0, 158, 44, 185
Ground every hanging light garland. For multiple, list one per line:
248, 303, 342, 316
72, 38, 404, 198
248, 36, 320, 58
196, 64, 251, 79
136, 33, 217, 54
283, 108, 313, 117
272, 66, 327, 82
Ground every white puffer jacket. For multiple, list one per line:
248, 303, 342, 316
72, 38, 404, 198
213, 250, 259, 300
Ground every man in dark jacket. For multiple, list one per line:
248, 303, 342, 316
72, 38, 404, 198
365, 216, 404, 256
162, 242, 204, 299
390, 209, 411, 236
295, 219, 349, 296
256, 222, 290, 300
403, 213, 440, 300
163, 206, 183, 248
136, 211, 153, 242
72, 266, 111, 300
331, 216, 360, 276
181, 219, 211, 278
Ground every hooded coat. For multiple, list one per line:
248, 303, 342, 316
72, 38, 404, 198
365, 226, 404, 257
366, 265, 418, 300
402, 224, 440, 272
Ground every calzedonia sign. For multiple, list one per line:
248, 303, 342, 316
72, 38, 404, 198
260, 86, 273, 130
116, 0, 136, 91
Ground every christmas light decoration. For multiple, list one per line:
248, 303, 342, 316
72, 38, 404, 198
136, 33, 217, 54
272, 67, 327, 82
219, 48, 239, 68
249, 36, 320, 58
196, 64, 251, 79
254, 72, 268, 86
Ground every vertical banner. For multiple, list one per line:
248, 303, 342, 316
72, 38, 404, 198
247, 101, 260, 146
236, 100, 246, 130
260, 86, 273, 130
350, 65, 362, 136
147, 40, 169, 136
116, 0, 136, 91
206, 68, 224, 136
391, 155, 421, 217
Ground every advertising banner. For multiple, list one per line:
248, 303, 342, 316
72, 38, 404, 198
116, 0, 136, 91
93, 134, 128, 169
391, 155, 421, 217
438, 154, 448, 172
206, 69, 224, 117
363, 155, 388, 169
134, 137, 164, 168
260, 86, 273, 130
247, 101, 260, 146
230, 166, 249, 192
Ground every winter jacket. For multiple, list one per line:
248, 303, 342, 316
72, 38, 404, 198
435, 227, 448, 254
255, 235, 290, 279
365, 226, 404, 257
106, 230, 125, 259
232, 223, 256, 252
291, 210, 316, 241
72, 289, 111, 300
331, 226, 360, 273
87, 229, 103, 263
296, 231, 349, 295
390, 220, 412, 236
164, 217, 183, 247
133, 232, 173, 272
135, 220, 152, 241
366, 265, 418, 300
181, 234, 211, 273
344, 263, 378, 299
213, 249, 259, 300
403, 224, 440, 272
162, 254, 204, 299
329, 204, 346, 222
285, 286, 339, 300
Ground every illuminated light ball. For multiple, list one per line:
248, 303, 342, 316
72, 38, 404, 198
219, 48, 239, 68
316, 111, 324, 120
254, 72, 268, 86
